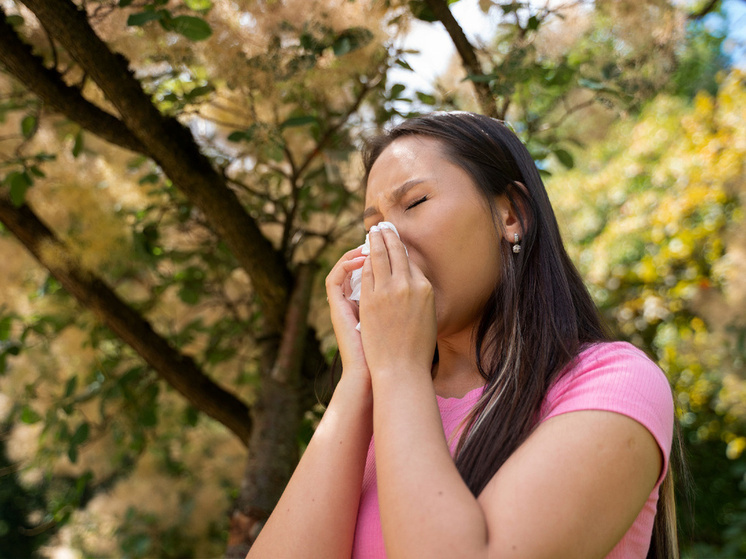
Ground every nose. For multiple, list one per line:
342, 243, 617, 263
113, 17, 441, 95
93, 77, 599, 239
370, 220, 405, 244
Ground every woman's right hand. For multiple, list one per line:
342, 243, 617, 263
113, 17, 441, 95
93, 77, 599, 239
325, 246, 370, 388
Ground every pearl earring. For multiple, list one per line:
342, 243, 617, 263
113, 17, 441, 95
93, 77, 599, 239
512, 233, 521, 254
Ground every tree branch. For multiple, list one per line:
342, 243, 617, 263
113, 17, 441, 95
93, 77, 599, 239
0, 193, 252, 446
688, 0, 720, 20
0, 10, 145, 153
19, 0, 292, 333
422, 0, 498, 118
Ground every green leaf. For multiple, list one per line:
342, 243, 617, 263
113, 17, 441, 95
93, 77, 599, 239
416, 91, 436, 105
332, 27, 374, 56
228, 130, 252, 142
184, 406, 199, 427
167, 15, 212, 41
64, 375, 78, 398
72, 130, 84, 158
206, 346, 237, 365
396, 58, 414, 71
138, 173, 160, 185
119, 0, 135, 6
184, 0, 213, 10
546, 64, 574, 87
554, 148, 574, 169
280, 115, 318, 129
67, 445, 78, 464
70, 423, 90, 446
332, 36, 352, 56
177, 287, 201, 304
34, 152, 56, 162
21, 115, 36, 139
20, 406, 42, 424
409, 0, 437, 22
28, 165, 45, 178
139, 405, 158, 427
0, 316, 11, 341
186, 84, 214, 99
127, 10, 167, 27
8, 171, 33, 207
526, 15, 540, 31
6, 15, 24, 27
390, 83, 406, 98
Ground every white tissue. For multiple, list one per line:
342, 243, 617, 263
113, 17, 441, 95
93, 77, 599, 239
349, 221, 406, 331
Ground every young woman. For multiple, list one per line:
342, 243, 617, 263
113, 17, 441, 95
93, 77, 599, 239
247, 112, 676, 558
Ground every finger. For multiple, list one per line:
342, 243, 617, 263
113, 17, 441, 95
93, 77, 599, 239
368, 227, 391, 281
341, 256, 367, 299
341, 256, 367, 272
326, 247, 366, 300
360, 252, 375, 297
381, 227, 410, 277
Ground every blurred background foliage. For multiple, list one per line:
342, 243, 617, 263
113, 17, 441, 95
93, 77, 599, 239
0, 0, 745, 557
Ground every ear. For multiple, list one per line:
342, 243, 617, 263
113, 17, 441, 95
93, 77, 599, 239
495, 182, 528, 242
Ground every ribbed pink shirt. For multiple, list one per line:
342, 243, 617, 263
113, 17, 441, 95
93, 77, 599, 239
351, 341, 675, 558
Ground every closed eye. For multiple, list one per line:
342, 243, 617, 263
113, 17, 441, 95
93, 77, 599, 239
406, 195, 428, 210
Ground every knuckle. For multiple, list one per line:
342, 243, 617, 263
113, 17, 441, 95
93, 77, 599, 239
392, 282, 410, 298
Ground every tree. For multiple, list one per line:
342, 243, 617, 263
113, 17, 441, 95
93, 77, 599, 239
0, 0, 394, 555
0, 0, 730, 556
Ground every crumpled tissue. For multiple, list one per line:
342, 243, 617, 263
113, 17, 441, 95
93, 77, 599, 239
349, 221, 406, 331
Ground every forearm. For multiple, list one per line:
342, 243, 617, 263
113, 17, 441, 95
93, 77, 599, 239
248, 375, 373, 559
372, 370, 489, 559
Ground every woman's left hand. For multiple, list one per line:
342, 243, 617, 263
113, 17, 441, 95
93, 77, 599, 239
359, 226, 437, 380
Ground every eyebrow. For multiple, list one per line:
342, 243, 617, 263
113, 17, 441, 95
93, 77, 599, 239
363, 179, 427, 220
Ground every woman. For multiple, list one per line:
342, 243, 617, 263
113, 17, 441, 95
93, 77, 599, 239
247, 112, 676, 558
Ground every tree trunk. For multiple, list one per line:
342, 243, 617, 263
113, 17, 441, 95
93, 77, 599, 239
227, 264, 316, 557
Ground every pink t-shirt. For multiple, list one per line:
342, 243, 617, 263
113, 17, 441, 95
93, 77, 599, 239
352, 341, 674, 558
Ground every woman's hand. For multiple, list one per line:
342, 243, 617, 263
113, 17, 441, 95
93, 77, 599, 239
325, 246, 370, 386
359, 227, 437, 379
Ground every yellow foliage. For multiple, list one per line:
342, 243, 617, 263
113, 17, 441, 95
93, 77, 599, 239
548, 69, 746, 443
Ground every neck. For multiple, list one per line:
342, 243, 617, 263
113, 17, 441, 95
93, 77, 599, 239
432, 329, 485, 398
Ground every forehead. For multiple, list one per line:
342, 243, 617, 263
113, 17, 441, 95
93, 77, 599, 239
365, 136, 447, 198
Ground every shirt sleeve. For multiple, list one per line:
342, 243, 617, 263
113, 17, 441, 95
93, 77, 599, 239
540, 341, 675, 487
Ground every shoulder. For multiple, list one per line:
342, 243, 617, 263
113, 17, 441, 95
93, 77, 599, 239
541, 341, 674, 482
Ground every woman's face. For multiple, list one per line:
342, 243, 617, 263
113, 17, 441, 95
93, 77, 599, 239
363, 135, 505, 338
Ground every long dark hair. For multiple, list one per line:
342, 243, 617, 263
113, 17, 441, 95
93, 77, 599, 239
362, 112, 678, 558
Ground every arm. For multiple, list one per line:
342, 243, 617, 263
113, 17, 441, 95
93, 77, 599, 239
360, 228, 665, 558
248, 249, 372, 559
247, 376, 373, 559
373, 382, 661, 559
